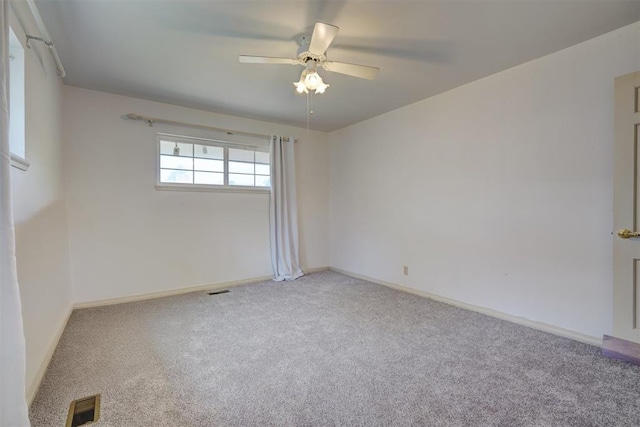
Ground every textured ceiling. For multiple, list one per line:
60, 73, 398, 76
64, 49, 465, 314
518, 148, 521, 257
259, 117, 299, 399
33, 0, 640, 131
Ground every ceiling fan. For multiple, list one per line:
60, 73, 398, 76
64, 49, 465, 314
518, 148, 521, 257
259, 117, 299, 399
239, 22, 380, 95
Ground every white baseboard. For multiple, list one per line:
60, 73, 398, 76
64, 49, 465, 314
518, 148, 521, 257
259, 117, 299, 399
73, 275, 272, 310
329, 267, 602, 347
73, 267, 329, 310
305, 266, 330, 275
26, 303, 74, 405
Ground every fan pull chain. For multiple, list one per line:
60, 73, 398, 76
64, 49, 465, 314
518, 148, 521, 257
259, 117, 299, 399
306, 92, 314, 139
307, 92, 315, 137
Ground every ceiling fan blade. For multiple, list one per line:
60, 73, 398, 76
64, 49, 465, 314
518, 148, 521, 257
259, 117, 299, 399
308, 22, 339, 55
239, 55, 299, 65
322, 61, 380, 80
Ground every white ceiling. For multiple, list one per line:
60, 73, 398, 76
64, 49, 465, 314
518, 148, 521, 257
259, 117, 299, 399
33, 0, 639, 132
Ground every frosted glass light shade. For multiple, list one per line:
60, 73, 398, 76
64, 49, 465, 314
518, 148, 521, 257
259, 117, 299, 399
293, 69, 329, 94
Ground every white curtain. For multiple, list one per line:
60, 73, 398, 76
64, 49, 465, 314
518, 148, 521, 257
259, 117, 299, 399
269, 136, 303, 281
0, 0, 30, 425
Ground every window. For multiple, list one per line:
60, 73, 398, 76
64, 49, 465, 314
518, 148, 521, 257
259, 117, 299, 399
9, 27, 27, 170
157, 134, 271, 191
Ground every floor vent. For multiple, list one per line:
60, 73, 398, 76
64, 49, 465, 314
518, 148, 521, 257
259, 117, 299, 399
66, 394, 100, 427
207, 289, 230, 296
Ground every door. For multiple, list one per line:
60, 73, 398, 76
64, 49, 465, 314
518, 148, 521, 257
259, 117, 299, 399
613, 71, 640, 344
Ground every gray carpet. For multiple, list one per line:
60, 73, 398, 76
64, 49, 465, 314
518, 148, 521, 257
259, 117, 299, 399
30, 271, 640, 426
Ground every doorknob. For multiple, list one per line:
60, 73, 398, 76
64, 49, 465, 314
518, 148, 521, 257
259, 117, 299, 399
617, 229, 640, 239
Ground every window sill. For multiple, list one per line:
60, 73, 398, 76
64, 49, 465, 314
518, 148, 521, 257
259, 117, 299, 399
10, 154, 30, 171
155, 183, 270, 194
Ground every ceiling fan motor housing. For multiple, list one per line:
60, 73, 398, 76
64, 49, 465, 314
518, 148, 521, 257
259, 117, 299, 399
297, 42, 326, 65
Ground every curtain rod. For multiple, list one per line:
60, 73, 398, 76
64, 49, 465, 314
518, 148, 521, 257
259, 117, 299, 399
25, 0, 66, 78
123, 113, 291, 142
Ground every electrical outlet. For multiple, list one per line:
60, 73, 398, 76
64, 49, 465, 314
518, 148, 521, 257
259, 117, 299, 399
403, 265, 409, 276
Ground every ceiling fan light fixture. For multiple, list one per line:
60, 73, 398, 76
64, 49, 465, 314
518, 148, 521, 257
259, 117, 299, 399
294, 69, 329, 95
315, 81, 329, 94
294, 79, 308, 94
304, 71, 321, 90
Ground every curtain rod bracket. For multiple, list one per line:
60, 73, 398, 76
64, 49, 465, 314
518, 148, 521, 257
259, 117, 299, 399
25, 35, 54, 49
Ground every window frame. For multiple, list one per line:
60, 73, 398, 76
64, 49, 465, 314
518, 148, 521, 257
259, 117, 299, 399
155, 133, 271, 193
8, 25, 29, 171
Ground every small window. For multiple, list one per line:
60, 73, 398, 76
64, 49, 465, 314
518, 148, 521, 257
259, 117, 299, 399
157, 135, 271, 190
9, 27, 27, 170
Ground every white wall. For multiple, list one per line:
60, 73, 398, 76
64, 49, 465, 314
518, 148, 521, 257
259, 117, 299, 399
329, 22, 640, 339
8, 1, 73, 401
63, 87, 329, 304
